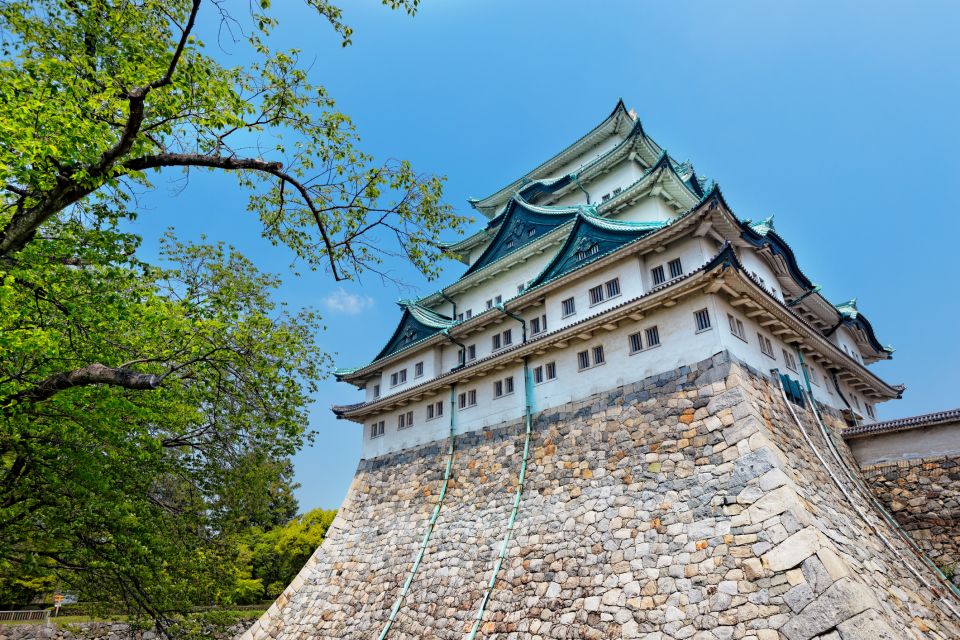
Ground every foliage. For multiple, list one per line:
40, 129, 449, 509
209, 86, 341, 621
229, 508, 337, 603
0, 0, 468, 281
0, 0, 462, 626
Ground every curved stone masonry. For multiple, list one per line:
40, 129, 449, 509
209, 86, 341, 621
242, 352, 959, 640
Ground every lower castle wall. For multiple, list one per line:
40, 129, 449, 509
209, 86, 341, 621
245, 351, 960, 640
860, 456, 960, 572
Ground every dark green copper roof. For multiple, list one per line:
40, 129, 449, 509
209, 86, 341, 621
529, 213, 665, 287
372, 301, 455, 362
462, 197, 590, 276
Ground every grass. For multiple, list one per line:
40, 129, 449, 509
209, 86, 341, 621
0, 610, 264, 628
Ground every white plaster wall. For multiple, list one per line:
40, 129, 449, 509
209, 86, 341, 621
849, 423, 960, 465
358, 293, 733, 458
609, 194, 679, 225
552, 133, 629, 179
451, 250, 557, 319
550, 162, 645, 208
739, 249, 786, 303
712, 296, 840, 411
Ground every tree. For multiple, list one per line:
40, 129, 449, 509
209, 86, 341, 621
0, 0, 466, 627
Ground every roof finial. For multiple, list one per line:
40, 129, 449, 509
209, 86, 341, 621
628, 108, 638, 121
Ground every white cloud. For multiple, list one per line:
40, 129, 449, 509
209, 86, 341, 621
321, 288, 375, 315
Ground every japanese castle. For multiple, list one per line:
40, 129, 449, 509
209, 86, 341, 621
333, 101, 899, 459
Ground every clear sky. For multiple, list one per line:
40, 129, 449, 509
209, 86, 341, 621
130, 1, 960, 511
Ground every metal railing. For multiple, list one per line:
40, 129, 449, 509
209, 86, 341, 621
0, 610, 51, 623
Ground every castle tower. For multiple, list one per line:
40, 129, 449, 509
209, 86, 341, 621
242, 102, 960, 640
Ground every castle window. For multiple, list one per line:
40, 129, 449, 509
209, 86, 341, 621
458, 390, 477, 409
517, 284, 525, 294
505, 239, 515, 249
492, 334, 500, 350
495, 295, 502, 305
503, 328, 512, 346
577, 350, 590, 370
494, 376, 514, 398
613, 187, 622, 197
645, 326, 660, 348
601, 193, 611, 202
605, 278, 621, 298
398, 411, 414, 430
458, 344, 477, 365
530, 314, 547, 335
866, 403, 876, 419
546, 362, 557, 379
651, 265, 666, 286
373, 384, 381, 398
592, 345, 605, 365
466, 309, 473, 319
629, 331, 643, 354
694, 308, 712, 333
527, 228, 536, 237
533, 365, 544, 384
669, 258, 683, 279
486, 299, 493, 309
727, 314, 746, 342
390, 369, 407, 387
414, 362, 424, 378
370, 421, 385, 439
561, 297, 576, 317
492, 329, 512, 351
589, 285, 604, 306
782, 349, 798, 372
427, 401, 444, 420
578, 346, 605, 371
758, 333, 775, 358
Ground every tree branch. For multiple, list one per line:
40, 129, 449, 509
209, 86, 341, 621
125, 152, 342, 279
2, 364, 160, 411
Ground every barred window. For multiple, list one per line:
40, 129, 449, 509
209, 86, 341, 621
651, 265, 665, 286
546, 362, 557, 380
577, 350, 590, 370
427, 404, 435, 420
533, 366, 544, 384
758, 333, 775, 358
669, 258, 683, 279
629, 331, 643, 354
561, 297, 576, 317
727, 314, 746, 341
645, 326, 660, 347
589, 285, 604, 305
414, 362, 424, 378
783, 349, 798, 372
370, 421, 385, 439
530, 314, 547, 335
373, 384, 380, 398
694, 308, 712, 332
592, 345, 605, 365
605, 278, 621, 298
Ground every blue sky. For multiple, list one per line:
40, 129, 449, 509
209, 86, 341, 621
132, 1, 960, 511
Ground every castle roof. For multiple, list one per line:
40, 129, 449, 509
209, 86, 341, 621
528, 213, 664, 287
842, 408, 960, 440
468, 99, 639, 218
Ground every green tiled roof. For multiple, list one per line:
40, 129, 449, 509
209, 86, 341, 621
463, 197, 589, 276
529, 213, 665, 287
371, 301, 455, 363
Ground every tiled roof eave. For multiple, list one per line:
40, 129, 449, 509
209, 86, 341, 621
338, 195, 732, 380
841, 408, 960, 440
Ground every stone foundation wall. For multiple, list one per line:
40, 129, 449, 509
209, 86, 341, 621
860, 456, 960, 571
243, 352, 959, 640
0, 621, 250, 640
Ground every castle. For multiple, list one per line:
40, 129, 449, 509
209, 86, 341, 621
242, 102, 960, 640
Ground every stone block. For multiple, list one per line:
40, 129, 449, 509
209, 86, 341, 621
763, 527, 821, 572
779, 578, 878, 640
835, 608, 899, 640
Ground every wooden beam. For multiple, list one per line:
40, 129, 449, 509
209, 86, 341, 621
602, 322, 619, 332
577, 332, 594, 341
628, 312, 645, 321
